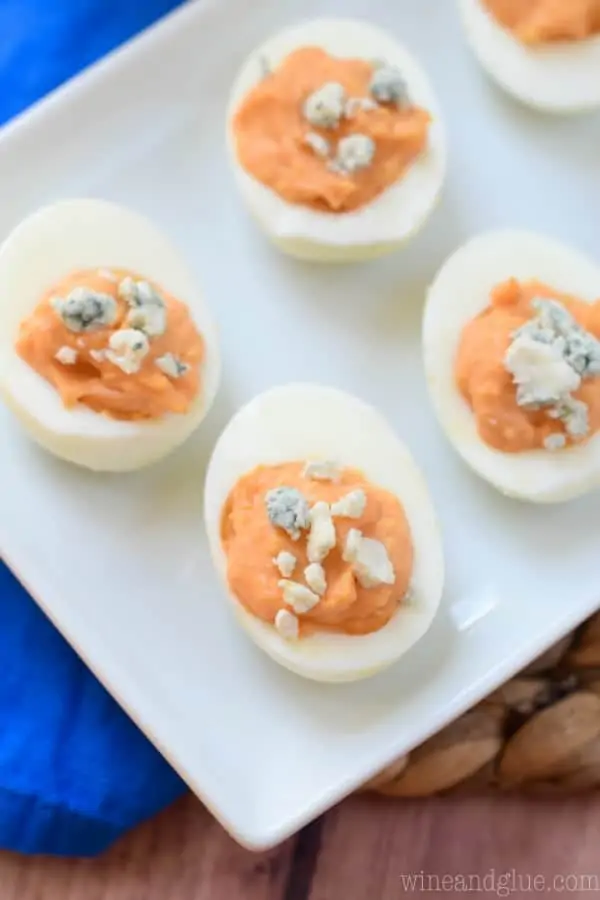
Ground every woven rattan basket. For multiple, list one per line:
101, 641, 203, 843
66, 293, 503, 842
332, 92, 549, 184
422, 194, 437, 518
364, 612, 600, 796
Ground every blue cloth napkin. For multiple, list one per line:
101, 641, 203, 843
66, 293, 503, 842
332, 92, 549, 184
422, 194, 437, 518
0, 0, 188, 857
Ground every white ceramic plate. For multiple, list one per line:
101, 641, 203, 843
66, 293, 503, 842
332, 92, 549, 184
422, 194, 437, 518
1, 0, 600, 851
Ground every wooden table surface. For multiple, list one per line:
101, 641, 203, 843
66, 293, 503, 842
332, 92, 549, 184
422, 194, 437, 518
2, 793, 600, 899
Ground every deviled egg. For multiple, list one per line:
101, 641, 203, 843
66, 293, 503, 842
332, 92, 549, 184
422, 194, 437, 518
204, 384, 444, 682
423, 229, 600, 502
226, 18, 446, 262
0, 199, 220, 471
458, 0, 600, 113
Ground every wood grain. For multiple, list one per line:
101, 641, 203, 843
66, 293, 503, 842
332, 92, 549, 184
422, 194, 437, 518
309, 795, 600, 899
1, 794, 600, 900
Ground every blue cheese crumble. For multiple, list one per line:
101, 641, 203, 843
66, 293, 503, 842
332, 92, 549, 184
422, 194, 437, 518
548, 396, 589, 439
518, 298, 600, 377
273, 551, 297, 578
331, 489, 366, 519
118, 277, 163, 308
127, 304, 167, 338
279, 579, 321, 613
544, 433, 567, 452
265, 487, 310, 540
369, 64, 409, 106
105, 329, 150, 375
307, 501, 336, 563
303, 81, 346, 129
342, 529, 395, 589
303, 460, 340, 482
155, 353, 189, 379
54, 346, 78, 365
119, 277, 167, 338
303, 562, 326, 596
330, 134, 375, 175
505, 298, 600, 444
505, 335, 580, 409
304, 132, 331, 158
274, 608, 299, 640
52, 287, 117, 333
344, 96, 378, 119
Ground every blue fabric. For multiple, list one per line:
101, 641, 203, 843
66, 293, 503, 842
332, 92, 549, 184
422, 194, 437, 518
0, 0, 187, 857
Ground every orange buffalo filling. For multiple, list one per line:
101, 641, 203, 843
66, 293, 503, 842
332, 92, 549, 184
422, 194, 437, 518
233, 47, 431, 213
455, 279, 600, 452
221, 462, 413, 636
483, 0, 600, 44
16, 268, 204, 421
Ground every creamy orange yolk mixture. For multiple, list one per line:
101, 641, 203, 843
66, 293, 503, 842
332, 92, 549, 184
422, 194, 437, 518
455, 279, 600, 453
233, 47, 431, 213
483, 0, 600, 44
16, 268, 204, 421
221, 462, 413, 636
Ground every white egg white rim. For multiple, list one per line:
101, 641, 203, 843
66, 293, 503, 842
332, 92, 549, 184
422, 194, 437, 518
226, 18, 447, 248
423, 229, 600, 503
459, 0, 600, 112
204, 383, 444, 680
0, 198, 221, 439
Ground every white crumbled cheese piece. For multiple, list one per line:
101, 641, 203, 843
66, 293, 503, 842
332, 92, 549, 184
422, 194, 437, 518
521, 298, 600, 377
304, 132, 331, 158
369, 64, 409, 105
303, 460, 340, 482
155, 352, 189, 379
331, 134, 376, 175
119, 276, 165, 307
549, 396, 589, 438
52, 287, 117, 333
274, 609, 299, 640
136, 281, 161, 305
307, 501, 336, 564
565, 399, 589, 438
565, 331, 600, 377
505, 297, 600, 444
505, 334, 580, 408
119, 277, 167, 335
544, 433, 567, 451
265, 487, 310, 540
279, 580, 321, 614
127, 303, 167, 338
118, 276, 137, 304
331, 489, 367, 519
54, 346, 78, 365
105, 329, 150, 375
97, 268, 118, 283
344, 96, 378, 118
53, 345, 77, 366
89, 348, 106, 363
343, 528, 363, 563
352, 537, 396, 589
273, 551, 297, 578
303, 81, 345, 129
341, 528, 395, 588
304, 563, 326, 596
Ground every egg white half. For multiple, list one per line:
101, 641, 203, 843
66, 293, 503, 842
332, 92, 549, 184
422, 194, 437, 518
458, 0, 600, 113
226, 18, 447, 262
0, 198, 221, 471
204, 384, 444, 682
423, 229, 600, 503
